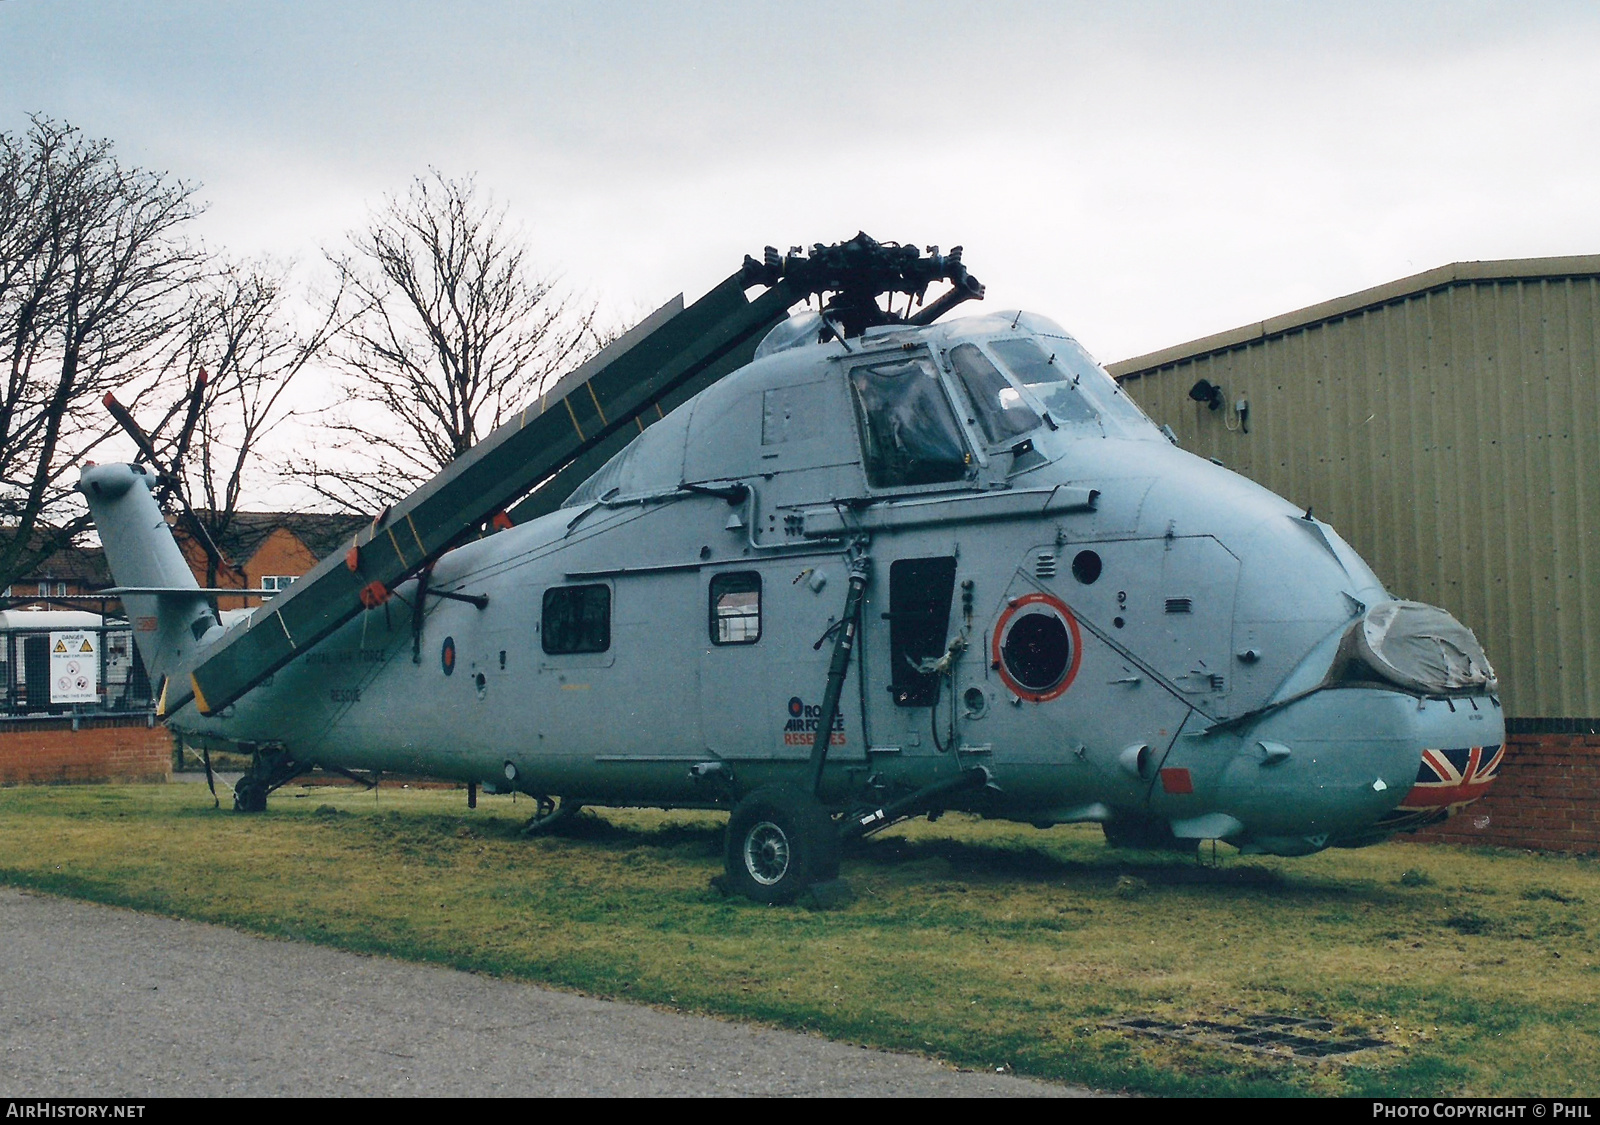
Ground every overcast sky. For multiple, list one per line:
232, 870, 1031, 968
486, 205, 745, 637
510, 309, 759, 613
5, 0, 1599, 364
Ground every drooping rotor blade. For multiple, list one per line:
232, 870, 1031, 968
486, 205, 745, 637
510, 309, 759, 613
180, 272, 798, 716
506, 324, 762, 525
907, 271, 986, 326
102, 392, 164, 467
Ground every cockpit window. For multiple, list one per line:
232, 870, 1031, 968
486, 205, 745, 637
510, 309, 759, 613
987, 338, 1098, 426
989, 336, 1155, 437
847, 358, 971, 488
947, 343, 1042, 445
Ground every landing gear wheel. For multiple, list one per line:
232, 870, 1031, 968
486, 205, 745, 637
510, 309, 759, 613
233, 776, 268, 813
724, 786, 840, 904
519, 795, 581, 836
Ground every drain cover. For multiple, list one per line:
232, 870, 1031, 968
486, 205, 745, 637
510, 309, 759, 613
1105, 1014, 1388, 1060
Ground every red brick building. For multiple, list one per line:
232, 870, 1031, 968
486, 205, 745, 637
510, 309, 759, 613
3, 513, 367, 613
0, 537, 112, 607
170, 512, 368, 610
2, 512, 364, 779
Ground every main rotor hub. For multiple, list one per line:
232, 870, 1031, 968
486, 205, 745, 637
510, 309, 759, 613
741, 232, 985, 338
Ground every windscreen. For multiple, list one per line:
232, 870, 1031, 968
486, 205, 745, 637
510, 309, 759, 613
989, 336, 1157, 438
848, 358, 970, 488
947, 343, 1041, 445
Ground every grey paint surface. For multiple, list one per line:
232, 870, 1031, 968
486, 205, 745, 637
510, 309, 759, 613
82, 300, 1503, 862
0, 888, 1088, 1098
1111, 256, 1600, 720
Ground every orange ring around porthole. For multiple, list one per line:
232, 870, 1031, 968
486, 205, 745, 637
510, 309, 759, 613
991, 592, 1083, 702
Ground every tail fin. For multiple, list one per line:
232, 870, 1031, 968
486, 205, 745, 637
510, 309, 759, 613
79, 463, 222, 699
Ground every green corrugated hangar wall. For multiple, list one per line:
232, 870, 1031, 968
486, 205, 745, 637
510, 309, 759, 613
1109, 256, 1600, 724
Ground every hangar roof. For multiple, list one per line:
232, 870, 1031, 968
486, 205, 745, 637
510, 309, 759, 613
1109, 254, 1600, 378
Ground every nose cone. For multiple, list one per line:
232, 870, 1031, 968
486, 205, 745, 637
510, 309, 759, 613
1251, 688, 1502, 849
1152, 685, 1505, 856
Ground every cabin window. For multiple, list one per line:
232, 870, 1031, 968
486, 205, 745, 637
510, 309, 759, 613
847, 358, 970, 488
709, 572, 762, 645
947, 343, 1042, 444
1001, 612, 1072, 692
541, 584, 611, 654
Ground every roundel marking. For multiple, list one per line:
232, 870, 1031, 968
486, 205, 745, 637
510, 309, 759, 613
787, 696, 804, 717
991, 592, 1083, 703
441, 636, 456, 676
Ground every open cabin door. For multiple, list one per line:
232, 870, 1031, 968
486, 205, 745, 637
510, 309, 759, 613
863, 557, 959, 755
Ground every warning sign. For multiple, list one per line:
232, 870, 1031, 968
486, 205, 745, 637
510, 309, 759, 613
49, 631, 98, 704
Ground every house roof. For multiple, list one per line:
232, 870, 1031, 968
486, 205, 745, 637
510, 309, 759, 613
219, 512, 368, 565
0, 529, 112, 586
14, 542, 112, 585
175, 512, 370, 569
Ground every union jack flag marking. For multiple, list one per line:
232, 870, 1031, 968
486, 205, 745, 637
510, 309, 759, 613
1376, 744, 1504, 830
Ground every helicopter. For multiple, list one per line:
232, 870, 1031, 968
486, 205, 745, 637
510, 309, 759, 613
79, 234, 1504, 903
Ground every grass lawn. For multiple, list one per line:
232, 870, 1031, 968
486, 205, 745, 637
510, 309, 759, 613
0, 780, 1594, 1097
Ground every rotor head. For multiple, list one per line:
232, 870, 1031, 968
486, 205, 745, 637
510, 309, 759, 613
741, 232, 984, 338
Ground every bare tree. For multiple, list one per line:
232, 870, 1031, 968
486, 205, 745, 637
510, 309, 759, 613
148, 259, 343, 587
293, 171, 600, 512
0, 116, 202, 593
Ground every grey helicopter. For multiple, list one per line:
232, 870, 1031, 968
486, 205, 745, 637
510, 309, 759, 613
80, 234, 1504, 903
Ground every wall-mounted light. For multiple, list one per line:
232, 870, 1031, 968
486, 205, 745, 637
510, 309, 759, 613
1188, 378, 1225, 411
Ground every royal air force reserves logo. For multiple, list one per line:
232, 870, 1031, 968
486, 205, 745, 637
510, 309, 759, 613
783, 696, 846, 747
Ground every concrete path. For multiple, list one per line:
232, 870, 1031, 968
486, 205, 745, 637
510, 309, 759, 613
0, 888, 1096, 1098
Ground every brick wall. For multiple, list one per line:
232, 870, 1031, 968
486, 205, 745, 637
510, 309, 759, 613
1405, 731, 1600, 854
0, 716, 174, 785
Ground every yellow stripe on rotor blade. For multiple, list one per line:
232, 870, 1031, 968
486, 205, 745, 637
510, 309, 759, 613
563, 396, 586, 441
190, 674, 212, 716
386, 526, 409, 568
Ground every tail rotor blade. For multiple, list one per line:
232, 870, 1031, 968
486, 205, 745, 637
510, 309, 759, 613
102, 393, 163, 467
161, 368, 208, 505
106, 381, 223, 575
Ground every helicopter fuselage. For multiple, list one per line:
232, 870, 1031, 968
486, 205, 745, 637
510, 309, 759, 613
141, 308, 1502, 857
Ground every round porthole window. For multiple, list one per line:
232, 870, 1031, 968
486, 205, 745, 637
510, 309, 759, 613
991, 593, 1082, 702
